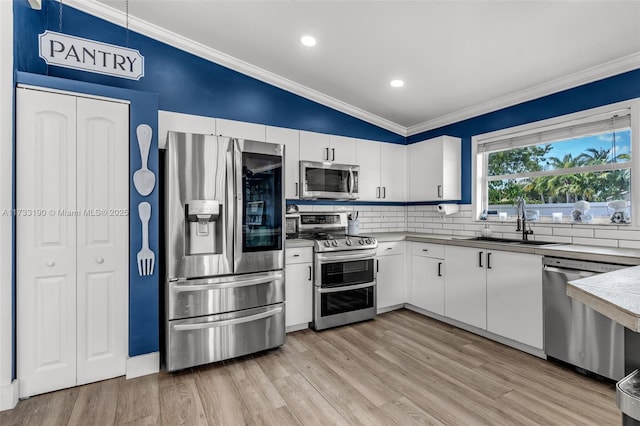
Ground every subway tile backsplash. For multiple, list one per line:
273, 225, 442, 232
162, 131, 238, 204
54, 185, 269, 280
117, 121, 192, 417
299, 203, 640, 248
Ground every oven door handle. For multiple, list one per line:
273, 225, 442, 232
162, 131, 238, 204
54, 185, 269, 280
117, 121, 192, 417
318, 282, 375, 294
172, 306, 283, 331
316, 250, 377, 262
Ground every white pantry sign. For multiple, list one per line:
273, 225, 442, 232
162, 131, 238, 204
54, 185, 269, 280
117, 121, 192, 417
39, 31, 144, 80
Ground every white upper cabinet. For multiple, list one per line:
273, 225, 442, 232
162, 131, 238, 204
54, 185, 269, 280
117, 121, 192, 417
407, 135, 461, 202
355, 139, 381, 201
380, 143, 406, 201
158, 111, 216, 149
266, 126, 300, 199
329, 135, 357, 164
356, 140, 405, 202
299, 131, 356, 164
216, 118, 266, 141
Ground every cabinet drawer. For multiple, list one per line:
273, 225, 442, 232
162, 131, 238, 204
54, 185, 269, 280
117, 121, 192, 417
377, 241, 405, 256
410, 242, 444, 259
285, 247, 313, 264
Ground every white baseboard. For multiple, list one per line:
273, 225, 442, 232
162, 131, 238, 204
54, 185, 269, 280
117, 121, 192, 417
0, 380, 19, 411
377, 304, 404, 314
286, 323, 309, 333
126, 352, 160, 379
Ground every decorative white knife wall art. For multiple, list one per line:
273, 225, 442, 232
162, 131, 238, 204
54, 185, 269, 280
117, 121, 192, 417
133, 124, 155, 196
137, 202, 155, 276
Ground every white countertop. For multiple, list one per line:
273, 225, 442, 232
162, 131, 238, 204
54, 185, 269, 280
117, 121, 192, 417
568, 266, 640, 332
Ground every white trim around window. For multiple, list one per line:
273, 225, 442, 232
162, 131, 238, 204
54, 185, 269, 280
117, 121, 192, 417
472, 98, 640, 227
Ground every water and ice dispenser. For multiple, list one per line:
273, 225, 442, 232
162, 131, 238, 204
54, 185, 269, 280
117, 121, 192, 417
185, 200, 222, 255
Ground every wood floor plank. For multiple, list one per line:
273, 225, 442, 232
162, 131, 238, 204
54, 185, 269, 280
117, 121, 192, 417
295, 329, 403, 407
1, 309, 620, 426
284, 349, 398, 426
379, 396, 447, 426
195, 363, 255, 426
0, 386, 79, 426
251, 406, 302, 426
158, 372, 208, 426
272, 373, 349, 426
253, 347, 299, 382
114, 374, 159, 425
225, 357, 287, 416
67, 378, 121, 426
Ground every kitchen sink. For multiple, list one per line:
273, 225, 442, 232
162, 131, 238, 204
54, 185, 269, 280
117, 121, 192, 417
462, 237, 556, 246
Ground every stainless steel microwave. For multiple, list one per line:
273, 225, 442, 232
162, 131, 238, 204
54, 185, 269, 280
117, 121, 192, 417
300, 161, 359, 200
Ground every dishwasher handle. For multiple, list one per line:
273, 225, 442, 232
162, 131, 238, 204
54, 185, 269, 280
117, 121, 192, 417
543, 265, 596, 278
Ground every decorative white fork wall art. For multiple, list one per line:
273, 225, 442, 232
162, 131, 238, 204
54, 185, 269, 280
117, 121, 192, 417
137, 201, 155, 276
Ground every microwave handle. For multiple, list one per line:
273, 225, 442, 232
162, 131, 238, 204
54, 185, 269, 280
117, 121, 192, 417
348, 167, 354, 196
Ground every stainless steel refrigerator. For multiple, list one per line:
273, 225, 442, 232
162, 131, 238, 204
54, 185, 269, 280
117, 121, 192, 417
163, 132, 285, 371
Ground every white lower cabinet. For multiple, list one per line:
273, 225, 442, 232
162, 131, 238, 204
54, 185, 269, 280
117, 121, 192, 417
486, 251, 543, 349
376, 242, 405, 311
444, 244, 543, 349
443, 245, 487, 329
409, 243, 445, 315
284, 247, 313, 329
16, 88, 129, 398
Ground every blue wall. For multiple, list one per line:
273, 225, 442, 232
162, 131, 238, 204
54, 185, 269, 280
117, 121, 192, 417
407, 69, 640, 203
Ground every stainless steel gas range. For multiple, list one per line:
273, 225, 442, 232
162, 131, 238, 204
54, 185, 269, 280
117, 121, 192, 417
298, 212, 378, 331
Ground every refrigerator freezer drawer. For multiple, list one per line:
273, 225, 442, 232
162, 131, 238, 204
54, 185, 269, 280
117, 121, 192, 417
168, 270, 285, 320
166, 303, 285, 371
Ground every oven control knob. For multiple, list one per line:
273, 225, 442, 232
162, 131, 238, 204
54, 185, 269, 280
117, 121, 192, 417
346, 239, 352, 246
324, 241, 331, 247
332, 240, 339, 247
359, 239, 364, 245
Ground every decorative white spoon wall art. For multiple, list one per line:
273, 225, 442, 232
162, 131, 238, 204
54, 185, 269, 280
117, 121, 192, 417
133, 124, 155, 196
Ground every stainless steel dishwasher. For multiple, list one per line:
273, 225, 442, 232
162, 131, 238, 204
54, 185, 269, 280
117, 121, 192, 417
543, 256, 626, 381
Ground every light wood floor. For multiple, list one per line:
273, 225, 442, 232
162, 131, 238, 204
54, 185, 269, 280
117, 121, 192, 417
1, 309, 620, 425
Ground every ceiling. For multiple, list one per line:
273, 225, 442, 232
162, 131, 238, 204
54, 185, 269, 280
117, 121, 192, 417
84, 1, 640, 135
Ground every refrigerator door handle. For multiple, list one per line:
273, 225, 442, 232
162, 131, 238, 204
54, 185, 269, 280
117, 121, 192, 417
173, 306, 283, 331
173, 273, 283, 292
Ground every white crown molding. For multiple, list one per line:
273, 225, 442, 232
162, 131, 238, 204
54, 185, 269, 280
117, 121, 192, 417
406, 52, 640, 137
61, 0, 407, 137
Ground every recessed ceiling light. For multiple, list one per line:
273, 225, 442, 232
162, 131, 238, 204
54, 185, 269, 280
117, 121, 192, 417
390, 79, 404, 88
300, 35, 317, 47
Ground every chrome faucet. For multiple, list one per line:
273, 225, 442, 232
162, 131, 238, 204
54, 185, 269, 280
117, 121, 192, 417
516, 197, 533, 240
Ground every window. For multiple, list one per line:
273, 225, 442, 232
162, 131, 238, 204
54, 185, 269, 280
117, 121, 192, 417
474, 101, 639, 225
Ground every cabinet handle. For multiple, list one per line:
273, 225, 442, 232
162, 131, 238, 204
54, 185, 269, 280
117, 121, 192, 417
295, 182, 298, 196
331, 148, 335, 161
46, 260, 55, 267
293, 254, 300, 257
376, 187, 380, 198
324, 147, 329, 161
487, 252, 492, 269
382, 187, 386, 199
308, 265, 312, 281
376, 259, 379, 273
478, 251, 484, 268
438, 262, 442, 277
422, 248, 429, 252
386, 247, 392, 250
437, 184, 443, 198
96, 258, 105, 264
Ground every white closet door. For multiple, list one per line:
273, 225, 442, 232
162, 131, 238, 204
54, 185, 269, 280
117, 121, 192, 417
75, 98, 129, 384
17, 88, 78, 397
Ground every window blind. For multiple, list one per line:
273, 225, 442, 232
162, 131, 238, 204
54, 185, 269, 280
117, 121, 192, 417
478, 110, 631, 153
